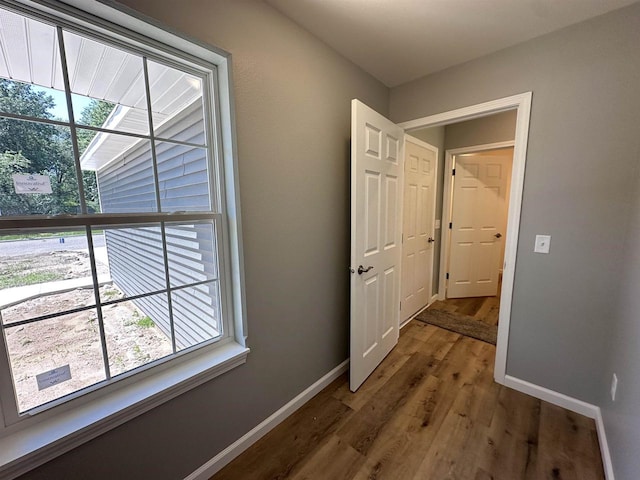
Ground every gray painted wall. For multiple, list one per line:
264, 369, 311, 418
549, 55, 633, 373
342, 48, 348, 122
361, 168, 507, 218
601, 160, 640, 478
18, 1, 640, 479
444, 110, 516, 151
19, 1, 388, 479
392, 6, 640, 478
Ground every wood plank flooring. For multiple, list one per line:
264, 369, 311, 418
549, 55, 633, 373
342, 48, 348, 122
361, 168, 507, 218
211, 321, 604, 480
430, 280, 502, 327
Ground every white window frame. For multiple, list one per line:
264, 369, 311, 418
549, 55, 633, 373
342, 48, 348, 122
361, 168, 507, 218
0, 1, 248, 478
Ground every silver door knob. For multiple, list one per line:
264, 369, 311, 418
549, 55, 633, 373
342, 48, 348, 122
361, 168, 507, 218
357, 265, 373, 275
494, 233, 502, 238
427, 237, 435, 243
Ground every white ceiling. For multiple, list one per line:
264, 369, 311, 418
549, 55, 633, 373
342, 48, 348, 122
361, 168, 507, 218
265, 0, 639, 87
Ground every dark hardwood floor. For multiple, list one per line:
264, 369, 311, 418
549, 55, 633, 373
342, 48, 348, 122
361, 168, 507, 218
211, 320, 604, 480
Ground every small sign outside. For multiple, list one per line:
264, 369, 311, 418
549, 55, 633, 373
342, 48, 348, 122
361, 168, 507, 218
12, 174, 53, 194
36, 365, 72, 391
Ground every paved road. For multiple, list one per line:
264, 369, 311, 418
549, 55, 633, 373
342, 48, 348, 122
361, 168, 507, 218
0, 235, 106, 256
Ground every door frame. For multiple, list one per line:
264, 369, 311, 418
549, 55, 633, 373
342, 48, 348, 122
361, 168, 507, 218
438, 140, 515, 301
398, 92, 532, 384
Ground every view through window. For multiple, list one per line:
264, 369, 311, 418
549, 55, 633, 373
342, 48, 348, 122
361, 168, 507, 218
0, 5, 225, 414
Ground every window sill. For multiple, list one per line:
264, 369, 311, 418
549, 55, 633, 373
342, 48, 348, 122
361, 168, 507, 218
0, 342, 249, 480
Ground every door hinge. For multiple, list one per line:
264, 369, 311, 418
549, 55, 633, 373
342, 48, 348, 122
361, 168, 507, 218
452, 168, 456, 176
446, 273, 450, 279
400, 301, 402, 310
449, 222, 452, 229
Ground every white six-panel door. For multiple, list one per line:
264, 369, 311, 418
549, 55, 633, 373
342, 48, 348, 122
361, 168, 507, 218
350, 100, 404, 392
448, 150, 512, 298
401, 136, 437, 322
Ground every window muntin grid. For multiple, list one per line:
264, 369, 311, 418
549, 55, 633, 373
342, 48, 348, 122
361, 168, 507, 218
0, 4, 228, 415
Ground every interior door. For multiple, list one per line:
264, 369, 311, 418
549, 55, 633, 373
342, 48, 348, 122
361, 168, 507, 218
350, 99, 404, 392
447, 150, 512, 298
401, 136, 437, 322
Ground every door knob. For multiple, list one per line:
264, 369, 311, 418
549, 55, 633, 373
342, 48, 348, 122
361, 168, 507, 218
494, 233, 502, 238
427, 237, 435, 243
357, 265, 374, 275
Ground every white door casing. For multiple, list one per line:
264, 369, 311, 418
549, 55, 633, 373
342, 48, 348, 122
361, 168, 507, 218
401, 136, 437, 322
350, 99, 404, 392
398, 93, 532, 383
447, 150, 512, 298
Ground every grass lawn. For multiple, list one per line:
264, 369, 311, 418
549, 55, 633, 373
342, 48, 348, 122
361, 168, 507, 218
0, 268, 64, 289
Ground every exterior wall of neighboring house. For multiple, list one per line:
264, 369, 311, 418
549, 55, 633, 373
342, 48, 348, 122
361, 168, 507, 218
96, 104, 218, 348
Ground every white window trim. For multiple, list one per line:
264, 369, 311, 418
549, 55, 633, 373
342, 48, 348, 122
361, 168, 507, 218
0, 342, 249, 479
0, 1, 248, 478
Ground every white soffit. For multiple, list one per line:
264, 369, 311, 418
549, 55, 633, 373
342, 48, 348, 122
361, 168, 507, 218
0, 6, 203, 171
266, 0, 640, 87
0, 7, 201, 110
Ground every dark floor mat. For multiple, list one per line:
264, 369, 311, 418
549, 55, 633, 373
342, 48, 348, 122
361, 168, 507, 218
416, 307, 498, 345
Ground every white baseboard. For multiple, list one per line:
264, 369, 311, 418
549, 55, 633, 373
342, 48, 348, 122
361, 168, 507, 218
595, 409, 615, 480
399, 317, 412, 329
184, 359, 349, 480
503, 375, 614, 480
503, 375, 599, 418
400, 295, 439, 330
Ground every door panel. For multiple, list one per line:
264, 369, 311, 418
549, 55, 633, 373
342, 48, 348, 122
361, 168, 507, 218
447, 150, 512, 298
401, 137, 437, 322
350, 100, 404, 392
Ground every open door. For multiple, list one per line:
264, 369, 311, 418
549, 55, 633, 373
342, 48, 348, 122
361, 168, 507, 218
401, 136, 437, 322
350, 99, 404, 391
447, 150, 512, 298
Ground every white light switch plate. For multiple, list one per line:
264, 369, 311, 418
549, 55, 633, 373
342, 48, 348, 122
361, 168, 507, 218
435, 219, 441, 229
534, 234, 551, 254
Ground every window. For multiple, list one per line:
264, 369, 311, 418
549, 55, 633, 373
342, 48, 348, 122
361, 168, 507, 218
0, 0, 246, 474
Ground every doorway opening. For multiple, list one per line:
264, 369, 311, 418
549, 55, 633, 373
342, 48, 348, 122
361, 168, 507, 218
398, 93, 531, 383
349, 93, 531, 391
401, 113, 516, 346
441, 144, 514, 300
431, 144, 514, 347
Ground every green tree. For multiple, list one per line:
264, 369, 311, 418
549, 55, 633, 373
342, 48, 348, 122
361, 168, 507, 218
0, 79, 78, 215
0, 79, 114, 215
78, 99, 114, 151
77, 99, 115, 213
0, 151, 32, 215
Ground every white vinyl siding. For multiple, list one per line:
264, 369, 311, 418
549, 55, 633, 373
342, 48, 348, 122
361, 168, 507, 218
95, 103, 216, 348
103, 224, 219, 349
